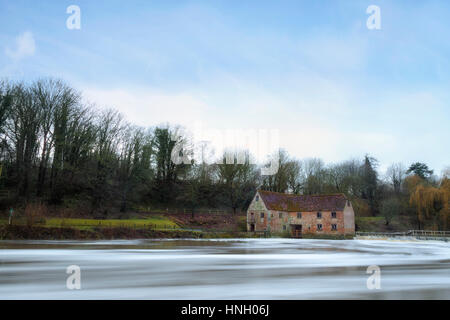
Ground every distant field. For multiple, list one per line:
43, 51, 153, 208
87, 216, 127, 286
0, 216, 179, 230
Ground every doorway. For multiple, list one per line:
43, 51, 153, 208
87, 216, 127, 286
292, 224, 302, 238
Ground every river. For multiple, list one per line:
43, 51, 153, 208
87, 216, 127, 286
0, 239, 449, 299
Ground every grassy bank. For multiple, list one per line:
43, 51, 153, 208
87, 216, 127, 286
0, 215, 179, 230
355, 215, 416, 232
0, 225, 356, 240
0, 225, 202, 240
0, 213, 256, 239
44, 217, 178, 230
1, 214, 395, 240
0, 224, 273, 240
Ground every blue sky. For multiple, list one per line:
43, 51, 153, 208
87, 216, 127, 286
1, 0, 449, 174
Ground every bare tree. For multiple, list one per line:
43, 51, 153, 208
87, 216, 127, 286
5, 83, 42, 197
285, 159, 303, 194
302, 158, 325, 195
117, 126, 153, 212
386, 162, 406, 194
261, 149, 291, 193
32, 79, 72, 196
216, 150, 259, 214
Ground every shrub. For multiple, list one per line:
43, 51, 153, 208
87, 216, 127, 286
24, 202, 48, 227
380, 198, 401, 226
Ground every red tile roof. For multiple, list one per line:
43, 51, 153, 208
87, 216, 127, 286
258, 190, 348, 212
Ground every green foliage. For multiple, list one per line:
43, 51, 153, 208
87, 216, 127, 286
380, 197, 401, 225
361, 155, 379, 216
406, 162, 434, 180
1, 216, 179, 230
216, 150, 259, 214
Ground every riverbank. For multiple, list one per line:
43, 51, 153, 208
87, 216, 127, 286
0, 225, 264, 240
0, 225, 357, 240
0, 211, 254, 240
0, 225, 203, 240
0, 214, 410, 240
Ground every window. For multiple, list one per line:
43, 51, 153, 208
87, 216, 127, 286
256, 195, 259, 202
283, 225, 287, 231
297, 212, 302, 219
260, 212, 264, 218
331, 224, 337, 231
317, 212, 322, 219
317, 224, 323, 231
331, 211, 337, 219
279, 212, 283, 218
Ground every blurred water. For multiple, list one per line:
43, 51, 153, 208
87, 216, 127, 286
0, 239, 449, 299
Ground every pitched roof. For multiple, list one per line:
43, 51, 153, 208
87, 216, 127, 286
257, 190, 348, 212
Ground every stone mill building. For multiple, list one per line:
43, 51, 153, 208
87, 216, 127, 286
247, 190, 355, 237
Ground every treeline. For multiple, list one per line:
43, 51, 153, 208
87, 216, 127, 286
0, 78, 448, 229
0, 78, 259, 215
262, 154, 449, 229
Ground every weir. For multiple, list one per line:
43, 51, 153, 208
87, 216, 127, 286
355, 230, 450, 241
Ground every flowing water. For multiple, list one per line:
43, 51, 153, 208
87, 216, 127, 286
0, 239, 449, 299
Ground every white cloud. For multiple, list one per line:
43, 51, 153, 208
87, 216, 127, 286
5, 31, 36, 60
78, 72, 450, 172
80, 85, 355, 165
81, 87, 212, 129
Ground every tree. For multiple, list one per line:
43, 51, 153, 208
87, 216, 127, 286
117, 126, 153, 212
261, 150, 291, 193
177, 162, 216, 217
441, 166, 450, 179
152, 126, 190, 204
0, 81, 12, 179
32, 79, 73, 196
327, 159, 364, 197
406, 162, 433, 180
409, 179, 449, 230
440, 178, 450, 229
90, 109, 124, 212
285, 160, 303, 194
216, 150, 259, 214
5, 83, 42, 197
0, 80, 12, 137
386, 163, 406, 195
361, 155, 379, 216
380, 197, 401, 226
49, 82, 82, 202
302, 158, 326, 195
324, 161, 362, 195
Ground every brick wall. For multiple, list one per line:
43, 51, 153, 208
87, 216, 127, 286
248, 209, 347, 235
246, 192, 355, 235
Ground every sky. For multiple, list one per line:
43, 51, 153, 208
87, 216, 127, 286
1, 0, 449, 175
